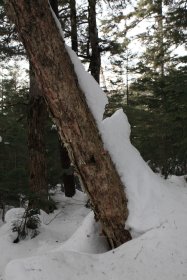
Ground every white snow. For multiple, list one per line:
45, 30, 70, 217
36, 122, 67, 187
0, 8, 187, 280
0, 191, 90, 280
2, 186, 187, 280
65, 46, 108, 124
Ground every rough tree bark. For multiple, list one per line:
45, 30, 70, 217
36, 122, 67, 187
28, 65, 48, 210
50, 0, 76, 197
7, 0, 131, 248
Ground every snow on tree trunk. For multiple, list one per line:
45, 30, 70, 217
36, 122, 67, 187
6, 0, 131, 248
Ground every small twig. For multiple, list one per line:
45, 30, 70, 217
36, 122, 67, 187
134, 245, 143, 260
44, 209, 65, 225
62, 201, 85, 206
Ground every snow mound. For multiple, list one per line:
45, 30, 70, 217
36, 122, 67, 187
62, 212, 109, 253
101, 110, 176, 233
5, 208, 25, 224
0, 191, 90, 280
4, 208, 187, 280
5, 207, 49, 226
167, 175, 187, 188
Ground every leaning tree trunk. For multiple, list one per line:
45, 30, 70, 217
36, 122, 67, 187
28, 65, 48, 210
49, 0, 76, 197
7, 0, 131, 248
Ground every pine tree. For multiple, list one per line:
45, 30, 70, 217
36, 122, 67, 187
127, 0, 187, 177
0, 65, 29, 208
103, 0, 187, 177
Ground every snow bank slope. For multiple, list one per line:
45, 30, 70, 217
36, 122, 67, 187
5, 205, 187, 280
0, 191, 89, 280
101, 109, 187, 234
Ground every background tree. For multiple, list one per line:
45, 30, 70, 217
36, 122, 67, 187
0, 65, 29, 209
128, 0, 187, 177
104, 0, 187, 177
88, 0, 101, 83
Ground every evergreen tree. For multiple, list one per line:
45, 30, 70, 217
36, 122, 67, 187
104, 0, 187, 177
0, 65, 29, 208
127, 0, 187, 177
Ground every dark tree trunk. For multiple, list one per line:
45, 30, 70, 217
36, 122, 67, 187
59, 141, 76, 197
49, 0, 59, 18
1, 201, 5, 222
70, 0, 78, 53
88, 0, 101, 83
7, 0, 131, 248
155, 0, 164, 77
126, 55, 129, 106
28, 65, 48, 210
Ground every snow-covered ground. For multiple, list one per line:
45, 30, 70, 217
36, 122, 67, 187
0, 170, 187, 280
0, 190, 90, 280
0, 8, 187, 280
